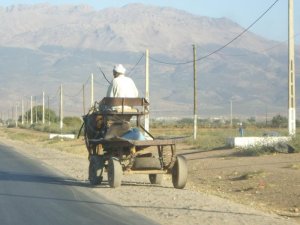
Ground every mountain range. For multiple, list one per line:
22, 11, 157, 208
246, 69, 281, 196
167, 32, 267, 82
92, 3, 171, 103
0, 3, 299, 120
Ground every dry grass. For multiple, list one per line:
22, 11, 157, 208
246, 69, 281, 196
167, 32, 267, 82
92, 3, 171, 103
232, 170, 266, 181
0, 127, 87, 156
1, 126, 300, 156
284, 163, 300, 170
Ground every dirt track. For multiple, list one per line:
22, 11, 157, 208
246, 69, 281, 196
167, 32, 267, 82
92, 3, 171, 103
184, 148, 300, 219
0, 133, 298, 225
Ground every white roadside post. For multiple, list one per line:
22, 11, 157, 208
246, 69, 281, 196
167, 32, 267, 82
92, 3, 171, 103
145, 49, 150, 137
90, 73, 94, 108
42, 91, 45, 124
30, 96, 33, 125
288, 0, 296, 136
193, 45, 197, 140
15, 104, 18, 128
60, 84, 63, 130
21, 99, 24, 125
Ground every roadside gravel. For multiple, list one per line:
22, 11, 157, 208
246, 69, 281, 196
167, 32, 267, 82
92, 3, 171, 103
0, 136, 298, 225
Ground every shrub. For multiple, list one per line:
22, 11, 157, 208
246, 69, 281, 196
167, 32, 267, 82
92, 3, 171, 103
63, 117, 82, 127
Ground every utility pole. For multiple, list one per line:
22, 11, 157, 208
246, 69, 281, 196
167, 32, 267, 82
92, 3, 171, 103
193, 44, 197, 140
83, 84, 86, 115
21, 99, 24, 125
265, 105, 268, 127
25, 100, 28, 124
60, 84, 63, 130
230, 100, 233, 128
30, 96, 33, 125
35, 96, 37, 123
288, 0, 296, 136
42, 91, 45, 124
90, 73, 94, 108
48, 95, 50, 125
15, 104, 18, 127
145, 49, 150, 135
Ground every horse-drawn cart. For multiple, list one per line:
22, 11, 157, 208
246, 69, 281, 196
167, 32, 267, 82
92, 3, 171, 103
81, 97, 188, 188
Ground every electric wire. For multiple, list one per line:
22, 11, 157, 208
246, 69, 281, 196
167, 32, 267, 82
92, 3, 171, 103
216, 33, 300, 57
64, 85, 83, 98
97, 53, 145, 84
127, 53, 145, 76
98, 66, 111, 84
83, 75, 91, 86
94, 78, 109, 87
60, 74, 91, 98
149, 0, 280, 65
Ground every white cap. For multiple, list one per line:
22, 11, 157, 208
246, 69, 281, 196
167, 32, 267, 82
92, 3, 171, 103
113, 64, 126, 74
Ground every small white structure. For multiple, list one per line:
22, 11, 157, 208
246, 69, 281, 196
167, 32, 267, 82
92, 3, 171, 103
226, 136, 291, 148
49, 133, 75, 139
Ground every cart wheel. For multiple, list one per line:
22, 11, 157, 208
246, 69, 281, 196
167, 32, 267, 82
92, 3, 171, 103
149, 174, 163, 185
108, 157, 122, 188
89, 155, 104, 185
172, 155, 188, 189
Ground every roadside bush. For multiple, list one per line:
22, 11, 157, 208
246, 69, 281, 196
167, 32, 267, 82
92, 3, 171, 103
63, 117, 82, 127
288, 137, 300, 153
234, 145, 276, 156
20, 106, 59, 123
271, 114, 288, 128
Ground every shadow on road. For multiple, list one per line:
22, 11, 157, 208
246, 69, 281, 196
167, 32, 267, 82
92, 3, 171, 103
0, 170, 89, 187
0, 191, 266, 218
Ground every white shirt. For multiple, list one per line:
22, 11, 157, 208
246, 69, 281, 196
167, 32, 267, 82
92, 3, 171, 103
106, 75, 138, 98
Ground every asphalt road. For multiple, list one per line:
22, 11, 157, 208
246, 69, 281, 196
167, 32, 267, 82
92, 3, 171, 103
0, 143, 158, 225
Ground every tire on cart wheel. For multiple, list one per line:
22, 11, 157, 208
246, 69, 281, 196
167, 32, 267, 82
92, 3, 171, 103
149, 174, 163, 185
108, 157, 122, 188
89, 155, 104, 185
172, 155, 188, 189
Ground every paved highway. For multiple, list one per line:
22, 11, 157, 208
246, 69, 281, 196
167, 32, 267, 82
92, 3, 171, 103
0, 143, 157, 225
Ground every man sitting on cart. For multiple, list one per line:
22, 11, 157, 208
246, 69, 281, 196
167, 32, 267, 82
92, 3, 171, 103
106, 64, 138, 99
104, 64, 144, 140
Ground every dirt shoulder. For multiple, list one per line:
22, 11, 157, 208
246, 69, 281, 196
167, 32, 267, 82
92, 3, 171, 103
0, 127, 299, 225
183, 149, 300, 220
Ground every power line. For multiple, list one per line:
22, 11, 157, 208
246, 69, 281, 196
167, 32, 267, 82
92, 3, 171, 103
216, 33, 300, 57
127, 53, 145, 76
46, 87, 60, 106
97, 66, 111, 84
150, 0, 280, 65
83, 75, 91, 86
97, 53, 146, 85
94, 78, 109, 87
64, 86, 83, 98
58, 73, 91, 98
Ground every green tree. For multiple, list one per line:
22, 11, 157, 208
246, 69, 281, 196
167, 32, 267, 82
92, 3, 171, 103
63, 116, 82, 127
247, 117, 256, 125
297, 119, 300, 128
20, 105, 59, 123
271, 114, 288, 128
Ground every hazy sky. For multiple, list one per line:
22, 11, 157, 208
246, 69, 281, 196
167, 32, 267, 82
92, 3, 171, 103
1, 0, 299, 43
